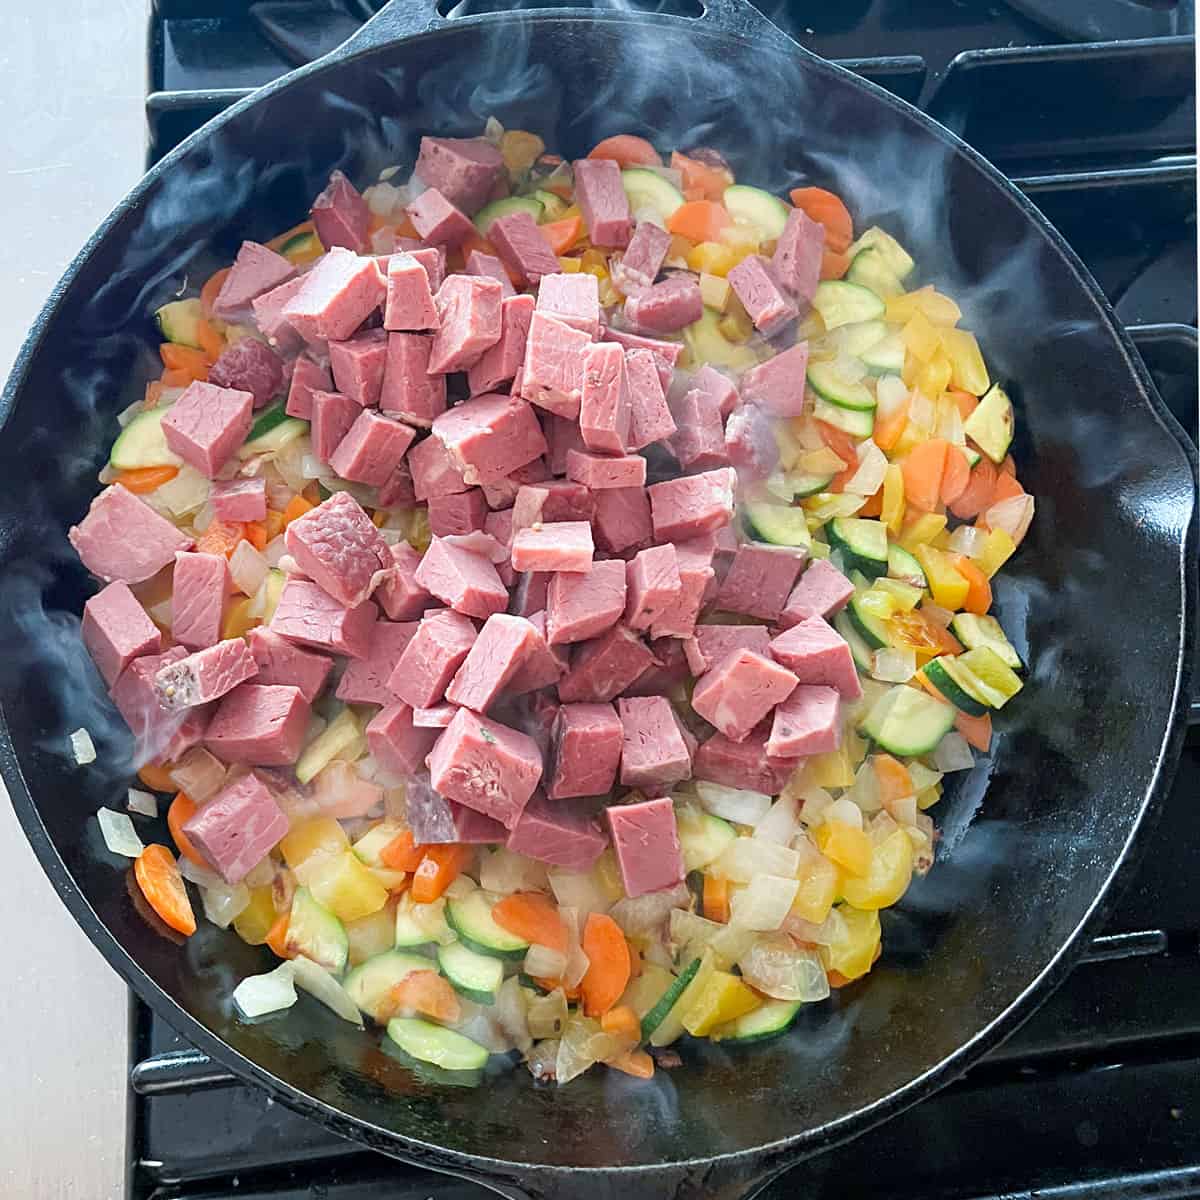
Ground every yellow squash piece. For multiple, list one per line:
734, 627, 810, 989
958, 646, 1024, 707
221, 597, 258, 641
825, 905, 882, 982
306, 850, 389, 923
978, 527, 1017, 578
916, 351, 953, 399
686, 240, 740, 277
699, 271, 732, 312
791, 854, 840, 924
939, 326, 990, 395
295, 708, 362, 785
345, 903, 399, 966
840, 830, 914, 910
280, 816, 349, 871
900, 310, 941, 363
682, 970, 763, 1037
918, 781, 943, 811
407, 508, 432, 553
887, 285, 962, 328
807, 744, 857, 789
898, 512, 947, 552
233, 886, 277, 945
913, 544, 970, 611
816, 820, 873, 878
557, 256, 582, 273
881, 464, 905, 534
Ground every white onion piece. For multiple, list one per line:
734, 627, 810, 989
933, 731, 976, 772
871, 646, 916, 683
753, 793, 800, 845
844, 439, 888, 497
365, 180, 404, 217
738, 934, 830, 1002
548, 867, 610, 916
984, 493, 1035, 545
696, 781, 772, 825
844, 761, 883, 814
201, 881, 250, 929
116, 397, 146, 427
527, 988, 569, 1041
229, 539, 269, 597
495, 975, 532, 1054
97, 808, 143, 857
765, 471, 796, 502
560, 907, 590, 990
908, 389, 936, 432
263, 535, 288, 568
712, 837, 800, 883
127, 788, 158, 817
729, 875, 799, 931
179, 856, 223, 888
192, 500, 215, 536
169, 746, 226, 803
948, 524, 988, 558
479, 847, 548, 895
300, 454, 330, 481
233, 962, 297, 1019
291, 955, 363, 1025
608, 880, 690, 938
920, 601, 955, 629
670, 908, 754, 969
242, 857, 277, 889
71, 728, 96, 765
483, 115, 505, 144
555, 1014, 605, 1085
797, 786, 834, 827
525, 942, 567, 981
887, 793, 919, 827
826, 796, 865, 829
875, 373, 908, 417
452, 999, 512, 1054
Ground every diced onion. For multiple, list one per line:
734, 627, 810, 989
933, 731, 976, 772
547, 867, 610, 916
984, 493, 1035, 545
527, 1038, 560, 1081
712, 836, 800, 883
826, 796, 865, 829
875, 374, 907, 417
300, 454, 329, 481
796, 786, 834, 827
753, 794, 800, 845
233, 962, 297, 1019
291, 955, 363, 1025
555, 1014, 606, 1085
148, 465, 210, 519
201, 881, 251, 929
738, 934, 830, 1002
169, 746, 227, 803
242, 857, 277, 889
229, 540, 269, 597
799, 446, 848, 475
887, 793, 919, 827
560, 906, 590, 990
495, 975, 533, 1054
97, 808, 144, 858
365, 180, 404, 217
126, 788, 158, 817
908, 389, 936, 432
480, 848, 548, 895
871, 646, 916, 683
696, 781, 772, 825
730, 874, 799, 931
71, 728, 96, 765
844, 439, 888, 498
116, 397, 145, 427
179, 856, 223, 888
948, 524, 988, 558
483, 115, 505, 144
608, 880, 691, 938
936, 398, 965, 445
263, 535, 288, 568
920, 601, 955, 629
844, 760, 882, 814
527, 987, 569, 1041
525, 942, 568, 981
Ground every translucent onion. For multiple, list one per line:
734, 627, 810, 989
483, 115, 505, 144
797, 786, 834, 827
527, 988, 569, 1041
560, 907, 590, 990
712, 837, 801, 883
126, 788, 158, 817
738, 934, 830, 1002
752, 794, 800, 845
729, 875, 799, 931
300, 454, 330, 481
799, 445, 849, 475
875, 373, 908, 417
885, 792, 919, 827
871, 646, 916, 683
272, 435, 312, 492
178, 856, 223, 889
608, 881, 691, 938
555, 1014, 605, 1085
169, 746, 226, 803
695, 781, 773, 825
947, 524, 988, 558
908, 389, 936, 432
452, 1001, 513, 1054
243, 857, 277, 889
933, 731, 976, 772
116, 396, 146, 427
495, 976, 532, 1054
669, 908, 725, 957
984, 494, 1035, 545
192, 501, 214, 535
263, 536, 288, 568
290, 954, 363, 1025
365, 180, 404, 217
233, 962, 297, 1019
97, 808, 143, 857
201, 881, 251, 929
412, 896, 457, 945
526, 1039, 560, 1082
229, 540, 269, 597
920, 601, 955, 629
826, 796, 865, 829
313, 761, 383, 819
936, 397, 965, 445
71, 728, 97, 765
525, 942, 567, 982
844, 440, 888, 497
547, 867, 610, 916
480, 847, 548, 895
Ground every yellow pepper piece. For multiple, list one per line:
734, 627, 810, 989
858, 589, 898, 621
958, 646, 1024, 707
233, 886, 277, 946
686, 240, 741, 278
825, 905, 881, 982
280, 816, 349, 871
699, 271, 732, 312
591, 848, 626, 904
718, 304, 755, 344
939, 326, 990, 395
900, 310, 941, 363
840, 830, 914, 910
913, 544, 970, 610
556, 256, 583, 273
886, 284, 962, 328
499, 129, 545, 176
815, 820, 873, 878
881, 464, 905, 535
221, 596, 258, 641
929, 527, 954, 551
682, 970, 763, 1037
807, 743, 857, 789
898, 512, 948, 551
918, 781, 943, 810
792, 854, 840, 924
306, 850, 389, 923
978, 527, 1017, 578
295, 708, 362, 785
916, 351, 953, 398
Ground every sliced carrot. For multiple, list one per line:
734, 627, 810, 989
610, 1048, 655, 1079
160, 343, 211, 380
266, 220, 315, 252
872, 399, 910, 454
827, 970, 854, 989
138, 762, 179, 794
1000, 454, 1017, 476
953, 555, 993, 616
282, 494, 315, 526
940, 445, 971, 507
116, 465, 179, 495
702, 874, 730, 924
857, 489, 884, 517
160, 368, 194, 388
900, 438, 949, 513
580, 913, 632, 1017
600, 1004, 641, 1044
264, 509, 287, 541
588, 135, 661, 168
410, 844, 471, 904
948, 389, 978, 421
134, 844, 196, 937
194, 318, 225, 364
195, 519, 246, 558
380, 969, 461, 1024
265, 910, 292, 959
671, 151, 733, 202
820, 247, 853, 280
167, 792, 209, 868
789, 187, 854, 253
541, 215, 584, 256
200, 267, 231, 317
666, 200, 731, 244
873, 754, 913, 805
948, 456, 998, 521
816, 420, 859, 468
243, 521, 269, 552
379, 829, 427, 872
492, 892, 568, 954
990, 471, 1026, 506
955, 709, 993, 752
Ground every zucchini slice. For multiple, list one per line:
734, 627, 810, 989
811, 280, 885, 330
846, 593, 892, 651
437, 940, 504, 1005
859, 685, 956, 757
677, 807, 737, 873
109, 407, 182, 471
834, 609, 875, 671
744, 502, 812, 549
711, 998, 802, 1043
445, 890, 529, 961
239, 414, 308, 459
285, 887, 349, 975
924, 656, 990, 716
861, 333, 905, 375
887, 544, 927, 590
807, 360, 876, 413
846, 227, 915, 280
622, 168, 685, 222
722, 185, 790, 241
845, 248, 904, 299
958, 646, 1023, 708
155, 298, 206, 348
642, 955, 703, 1044
386, 1017, 490, 1071
473, 195, 543, 234
343, 949, 442, 1022
783, 470, 837, 499
950, 613, 1023, 671
812, 396, 875, 438
827, 517, 889, 579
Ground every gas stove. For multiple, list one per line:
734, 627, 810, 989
131, 3, 1198, 1197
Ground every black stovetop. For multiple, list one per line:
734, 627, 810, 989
131, 3, 1198, 1197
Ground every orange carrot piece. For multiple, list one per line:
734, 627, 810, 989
955, 710, 993, 752
492, 892, 568, 954
1000, 454, 1017, 476
541, 215, 585, 255
410, 844, 470, 904
264, 509, 287, 541
282, 494, 315, 526
600, 1004, 641, 1043
609, 1048, 655, 1079
167, 792, 209, 868
914, 668, 950, 706
160, 343, 211, 379
901, 438, 949, 512
380, 969, 462, 1023
580, 913, 632, 1017
194, 318, 225, 363
670, 150, 733, 202
379, 829, 427, 873
873, 754, 914, 805
265, 910, 292, 959
948, 389, 979, 421
789, 187, 854, 253
160, 367, 195, 388
816, 420, 859, 468
195, 519, 246, 558
588, 135, 662, 167
948, 456, 998, 520
134, 844, 197, 937
116, 465, 179, 495
857, 489, 885, 517
666, 200, 731, 244
200, 267, 231, 317
940, 445, 971, 507
702, 874, 730, 924
266, 220, 315, 252
819, 247, 853, 280
872, 399, 910, 453
138, 762, 179, 794
953, 555, 993, 616
990, 471, 1026, 506
243, 520, 269, 552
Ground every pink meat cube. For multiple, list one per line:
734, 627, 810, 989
251, 275, 307, 356
380, 333, 448, 427
384, 252, 439, 332
506, 794, 608, 871
284, 491, 391, 607
573, 158, 632, 248
269, 578, 377, 659
246, 627, 332, 702
772, 207, 824, 305
329, 328, 389, 407
432, 392, 547, 486
766, 684, 842, 757
716, 544, 807, 622
429, 275, 503, 373
556, 623, 654, 703
366, 702, 440, 778
154, 638, 258, 711
213, 241, 296, 321
728, 255, 798, 336
82, 581, 161, 687
543, 410, 586, 475
405, 187, 474, 246
624, 275, 703, 335
606, 796, 684, 898
724, 402, 780, 480
161, 381, 253, 478
427, 488, 488, 537
285, 351, 333, 420
511, 521, 594, 574
374, 541, 436, 620
648, 467, 736, 542
693, 725, 799, 794
692, 364, 740, 418
480, 454, 548, 510
445, 613, 539, 712
328, 409, 416, 487
537, 273, 600, 338
482, 507, 513, 548
670, 388, 729, 471
518, 311, 590, 420
578, 341, 630, 454
210, 477, 267, 524
171, 551, 230, 650
203, 683, 309, 767
624, 544, 681, 632
546, 558, 626, 645
506, 610, 567, 695
282, 248, 385, 344
617, 696, 693, 789
740, 342, 810, 418
413, 538, 509, 619
566, 449, 646, 490
408, 433, 469, 500
414, 136, 504, 215
465, 250, 515, 298
109, 648, 209, 763
691, 648, 799, 742
612, 221, 670, 293
335, 619, 418, 705
511, 480, 594, 533
181, 772, 288, 884
603, 325, 683, 370
311, 170, 370, 253
511, 570, 550, 618
427, 709, 544, 828
413, 703, 459, 728
623, 348, 677, 449
648, 536, 715, 640
684, 624, 772, 677
380, 459, 417, 509
779, 558, 855, 628
467, 293, 535, 396
69, 485, 194, 585
548, 702, 622, 799
768, 615, 863, 700
386, 608, 477, 708
311, 389, 360, 463
409, 246, 446, 291
591, 485, 653, 555
208, 337, 285, 410
488, 210, 559, 286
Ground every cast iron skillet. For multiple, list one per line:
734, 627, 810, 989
0, 1, 1195, 1196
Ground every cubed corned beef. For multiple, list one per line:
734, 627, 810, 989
768, 615, 863, 699
109, 647, 211, 764
414, 136, 505, 215
311, 169, 370, 253
413, 537, 509, 620
81, 581, 162, 687
505, 610, 567, 695
772, 206, 824, 306
573, 158, 632, 248
647, 467, 736, 542
623, 275, 703, 335
381, 333, 448, 427
329, 328, 389, 407
617, 695, 693, 789
161, 380, 254, 477
724, 402, 780, 480
624, 544, 681, 632
546, 558, 626, 645
208, 337, 286, 410
506, 794, 608, 871
716, 543, 807, 623
155, 638, 259, 711
432, 392, 547, 486
727, 255, 797, 337
247, 627, 332, 702
213, 241, 296, 321
536, 272, 600, 338
489, 210, 560, 286
204, 683, 311, 766
408, 433, 470, 501
766, 684, 842, 757
467, 293, 535, 396
465, 250, 516, 298
511, 521, 594, 574
548, 702, 623, 799
428, 274, 504, 374
648, 535, 715, 640
623, 348, 677, 449
578, 341, 631, 454
565, 449, 646, 490
374, 541, 436, 620
211, 477, 267, 524
427, 488, 488, 537
328, 409, 416, 487
556, 622, 655, 703
181, 771, 289, 883
591, 485, 653, 555
282, 248, 386, 344
269, 578, 377, 659
69, 485, 194, 585
336, 619, 419, 706
171, 551, 230, 650
518, 311, 590, 420
251, 275, 307, 356
310, 389, 360, 463
739, 341, 809, 418
384, 252, 440, 332
284, 490, 392, 608
691, 648, 799, 742
612, 220, 670, 294
778, 557, 855, 627
684, 624, 772, 677
511, 480, 594, 533
286, 352, 333, 421
366, 702, 440, 778
693, 725, 799, 795
405, 187, 475, 246
445, 613, 539, 713
670, 388, 728, 471
692, 363, 740, 417
606, 796, 684, 898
